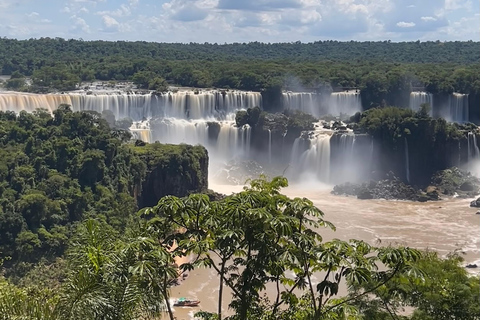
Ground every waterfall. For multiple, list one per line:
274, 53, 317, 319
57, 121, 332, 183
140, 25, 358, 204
329, 91, 362, 116
130, 120, 153, 143
409, 92, 433, 113
449, 93, 469, 123
289, 130, 331, 183
467, 132, 480, 161
268, 129, 272, 163
0, 90, 264, 165
405, 137, 410, 183
0, 90, 262, 121
282, 92, 318, 116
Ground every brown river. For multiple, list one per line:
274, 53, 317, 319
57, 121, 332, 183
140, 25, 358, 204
169, 181, 480, 320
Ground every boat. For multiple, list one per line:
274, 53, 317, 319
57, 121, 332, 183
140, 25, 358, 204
173, 297, 200, 307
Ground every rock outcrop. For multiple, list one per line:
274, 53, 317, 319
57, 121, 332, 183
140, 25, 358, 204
333, 167, 480, 202
133, 143, 209, 208
332, 176, 429, 201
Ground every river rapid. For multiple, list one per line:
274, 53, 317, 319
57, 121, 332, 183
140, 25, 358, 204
169, 180, 480, 320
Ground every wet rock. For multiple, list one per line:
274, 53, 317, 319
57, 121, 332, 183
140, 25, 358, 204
460, 181, 475, 191
333, 179, 420, 201
470, 197, 480, 208
417, 192, 429, 202
431, 167, 480, 196
357, 188, 373, 199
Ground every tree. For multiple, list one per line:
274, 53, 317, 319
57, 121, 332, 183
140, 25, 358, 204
4, 71, 27, 90
148, 76, 169, 92
352, 251, 480, 320
143, 176, 424, 320
58, 218, 178, 320
132, 71, 155, 89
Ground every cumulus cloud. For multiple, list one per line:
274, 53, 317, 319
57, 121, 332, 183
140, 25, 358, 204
396, 21, 415, 28
0, 0, 478, 42
70, 15, 91, 33
102, 15, 120, 31
421, 16, 437, 21
217, 0, 301, 11
97, 4, 131, 17
162, 0, 210, 22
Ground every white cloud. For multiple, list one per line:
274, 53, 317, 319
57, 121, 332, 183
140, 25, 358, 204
97, 4, 131, 17
70, 15, 91, 33
396, 21, 415, 28
102, 15, 120, 29
0, 0, 478, 42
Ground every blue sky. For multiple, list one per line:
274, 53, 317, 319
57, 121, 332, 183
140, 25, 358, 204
0, 0, 478, 42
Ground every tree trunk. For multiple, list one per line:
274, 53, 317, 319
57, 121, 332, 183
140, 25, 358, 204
218, 260, 226, 320
163, 273, 175, 320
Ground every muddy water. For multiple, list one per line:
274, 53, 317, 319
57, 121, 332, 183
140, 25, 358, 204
170, 182, 480, 320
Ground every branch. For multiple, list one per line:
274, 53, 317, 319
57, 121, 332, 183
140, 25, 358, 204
205, 253, 241, 297
321, 263, 402, 316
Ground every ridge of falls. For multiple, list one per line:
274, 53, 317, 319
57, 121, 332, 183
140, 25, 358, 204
282, 91, 362, 117
329, 91, 362, 116
0, 90, 262, 166
449, 93, 469, 123
282, 92, 317, 116
409, 92, 433, 113
405, 137, 410, 183
0, 90, 262, 120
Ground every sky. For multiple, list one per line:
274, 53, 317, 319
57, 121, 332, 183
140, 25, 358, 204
0, 0, 478, 43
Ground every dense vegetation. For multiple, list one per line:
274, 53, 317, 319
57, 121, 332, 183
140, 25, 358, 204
0, 177, 478, 320
1, 38, 479, 98
0, 107, 207, 278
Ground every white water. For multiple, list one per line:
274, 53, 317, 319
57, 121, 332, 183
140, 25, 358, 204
467, 132, 480, 161
289, 125, 332, 183
329, 91, 362, 116
0, 90, 262, 121
449, 93, 469, 123
409, 91, 433, 114
0, 90, 262, 166
282, 92, 318, 116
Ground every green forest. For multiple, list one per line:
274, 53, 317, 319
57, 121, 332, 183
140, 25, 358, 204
1, 38, 479, 98
0, 39, 479, 319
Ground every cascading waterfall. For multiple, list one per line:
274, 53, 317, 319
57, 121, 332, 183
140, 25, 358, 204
0, 90, 262, 121
405, 137, 410, 183
467, 132, 480, 161
409, 92, 433, 113
0, 90, 262, 167
130, 120, 153, 143
282, 92, 318, 116
449, 93, 469, 123
288, 123, 332, 183
329, 91, 362, 116
268, 129, 272, 163
299, 134, 331, 183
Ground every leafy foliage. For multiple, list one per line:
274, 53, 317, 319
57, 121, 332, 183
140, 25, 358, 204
0, 107, 206, 279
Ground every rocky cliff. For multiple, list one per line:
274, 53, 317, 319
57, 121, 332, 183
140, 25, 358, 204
132, 142, 209, 208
